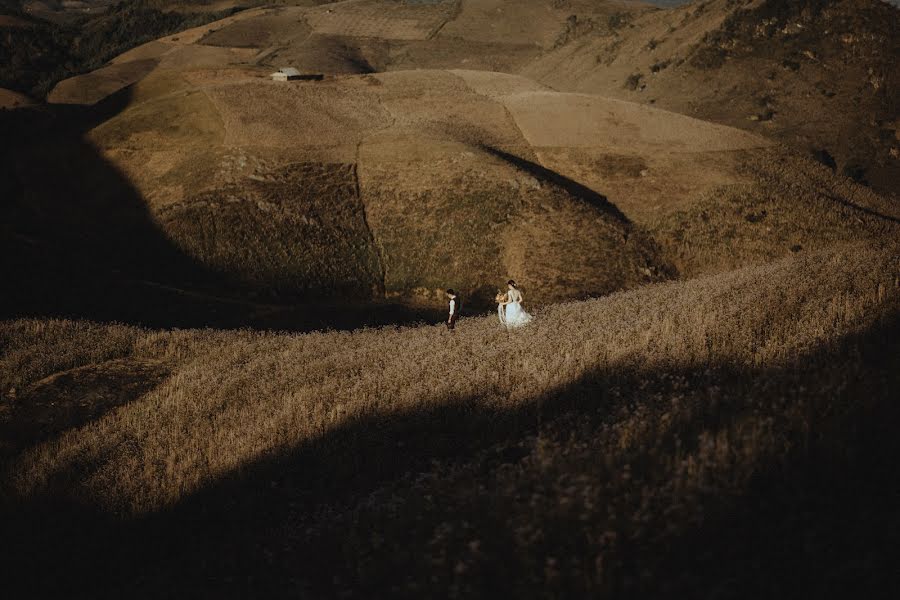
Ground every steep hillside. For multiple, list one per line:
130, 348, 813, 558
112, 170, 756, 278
524, 0, 900, 194
44, 1, 653, 104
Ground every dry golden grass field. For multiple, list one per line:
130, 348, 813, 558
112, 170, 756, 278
1, 0, 899, 598
2, 242, 899, 597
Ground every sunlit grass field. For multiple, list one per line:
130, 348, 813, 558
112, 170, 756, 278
2, 241, 898, 597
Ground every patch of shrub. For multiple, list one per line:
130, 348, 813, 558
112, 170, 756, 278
812, 149, 837, 172
650, 59, 671, 73
624, 72, 643, 91
689, 44, 727, 69
607, 12, 629, 31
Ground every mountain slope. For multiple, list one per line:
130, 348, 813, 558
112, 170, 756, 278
12, 0, 898, 194
80, 68, 679, 306
6, 0, 897, 324
523, 0, 900, 194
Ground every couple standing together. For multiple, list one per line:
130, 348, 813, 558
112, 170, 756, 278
446, 280, 533, 331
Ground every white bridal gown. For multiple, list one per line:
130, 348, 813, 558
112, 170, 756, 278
500, 290, 533, 328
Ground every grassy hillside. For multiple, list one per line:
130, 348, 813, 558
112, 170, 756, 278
158, 161, 385, 299
5, 66, 894, 322
2, 240, 898, 596
523, 0, 900, 195
20, 0, 887, 309
648, 147, 900, 276
8, 0, 896, 192
37, 69, 675, 309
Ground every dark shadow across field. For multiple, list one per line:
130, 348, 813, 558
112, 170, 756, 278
819, 191, 900, 226
4, 314, 899, 599
0, 357, 169, 459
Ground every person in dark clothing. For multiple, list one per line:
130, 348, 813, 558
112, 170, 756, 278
446, 289, 460, 331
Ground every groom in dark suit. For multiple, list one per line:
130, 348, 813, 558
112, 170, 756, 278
446, 289, 460, 331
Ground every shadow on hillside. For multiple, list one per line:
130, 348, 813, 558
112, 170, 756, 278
819, 191, 900, 226
0, 93, 444, 332
481, 145, 632, 226
4, 315, 899, 599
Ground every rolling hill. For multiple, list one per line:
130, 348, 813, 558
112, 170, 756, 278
7, 0, 891, 321
2, 1, 900, 598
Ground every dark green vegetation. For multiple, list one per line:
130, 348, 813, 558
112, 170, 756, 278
0, 0, 243, 98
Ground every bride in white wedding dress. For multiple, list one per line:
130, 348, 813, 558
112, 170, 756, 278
497, 280, 533, 328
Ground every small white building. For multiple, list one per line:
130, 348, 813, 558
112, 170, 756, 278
270, 67, 303, 82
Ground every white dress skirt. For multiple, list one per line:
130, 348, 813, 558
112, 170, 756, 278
501, 301, 532, 328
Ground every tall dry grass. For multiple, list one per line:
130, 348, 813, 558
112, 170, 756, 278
651, 148, 900, 278
2, 241, 897, 518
